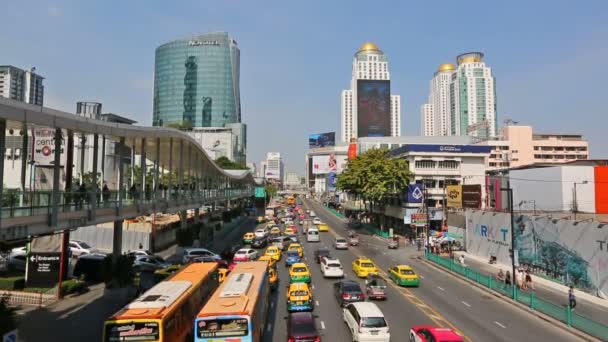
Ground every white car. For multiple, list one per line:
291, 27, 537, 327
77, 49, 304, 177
233, 248, 258, 262
182, 248, 221, 264
310, 211, 316, 217
321, 257, 344, 278
254, 228, 268, 238
306, 209, 311, 214
334, 238, 349, 250
343, 302, 390, 342
69, 240, 97, 257
313, 217, 322, 225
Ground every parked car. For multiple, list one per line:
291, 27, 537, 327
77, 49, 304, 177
182, 248, 221, 264
321, 257, 344, 278
334, 279, 365, 307
252, 236, 268, 249
343, 302, 390, 342
73, 253, 107, 282
133, 255, 170, 272
334, 237, 349, 250
233, 248, 258, 262
286, 312, 320, 342
69, 240, 97, 257
127, 250, 152, 258
8, 254, 26, 272
313, 248, 331, 264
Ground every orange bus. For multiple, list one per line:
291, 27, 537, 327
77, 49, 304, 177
194, 261, 270, 342
103, 263, 219, 342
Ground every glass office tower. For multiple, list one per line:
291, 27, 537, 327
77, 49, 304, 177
153, 32, 241, 128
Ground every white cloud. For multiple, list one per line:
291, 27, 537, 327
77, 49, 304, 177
47, 5, 62, 17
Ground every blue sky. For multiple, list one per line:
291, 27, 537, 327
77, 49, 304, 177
3, 1, 608, 174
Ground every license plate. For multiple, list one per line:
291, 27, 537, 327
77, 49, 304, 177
370, 330, 379, 335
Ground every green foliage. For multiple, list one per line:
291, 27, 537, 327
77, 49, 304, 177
337, 148, 413, 203
265, 183, 278, 201
0, 297, 17, 336
0, 276, 25, 291
214, 156, 249, 170
61, 279, 87, 296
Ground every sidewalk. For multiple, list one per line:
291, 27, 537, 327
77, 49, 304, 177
456, 251, 608, 325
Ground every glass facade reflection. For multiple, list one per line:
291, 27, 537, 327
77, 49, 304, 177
153, 32, 241, 128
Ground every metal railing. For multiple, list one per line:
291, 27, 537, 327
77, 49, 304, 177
0, 188, 254, 219
425, 251, 608, 340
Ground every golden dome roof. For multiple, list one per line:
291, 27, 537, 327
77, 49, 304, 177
358, 42, 381, 53
437, 63, 456, 72
456, 52, 484, 65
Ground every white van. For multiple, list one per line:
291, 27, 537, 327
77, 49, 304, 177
343, 302, 390, 342
307, 228, 320, 242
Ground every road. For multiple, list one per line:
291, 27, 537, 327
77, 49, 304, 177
265, 198, 581, 342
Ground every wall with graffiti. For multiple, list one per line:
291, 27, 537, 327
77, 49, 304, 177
465, 210, 608, 298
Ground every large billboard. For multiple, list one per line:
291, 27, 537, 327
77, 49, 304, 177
308, 132, 335, 148
33, 128, 64, 166
312, 155, 330, 175
357, 80, 391, 137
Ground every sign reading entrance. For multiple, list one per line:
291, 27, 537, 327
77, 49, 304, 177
26, 252, 61, 288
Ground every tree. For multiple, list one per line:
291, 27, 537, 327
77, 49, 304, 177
265, 183, 278, 202
214, 156, 249, 170
337, 148, 413, 218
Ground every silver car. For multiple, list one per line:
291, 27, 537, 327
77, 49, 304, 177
335, 237, 349, 250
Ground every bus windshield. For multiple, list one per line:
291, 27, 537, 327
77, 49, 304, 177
104, 321, 159, 341
197, 318, 249, 338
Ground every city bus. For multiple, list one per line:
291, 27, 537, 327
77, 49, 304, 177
194, 261, 270, 342
103, 262, 219, 342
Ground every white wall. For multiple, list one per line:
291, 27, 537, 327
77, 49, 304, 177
561, 166, 595, 213
511, 167, 563, 212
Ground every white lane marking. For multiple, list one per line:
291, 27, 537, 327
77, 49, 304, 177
494, 321, 506, 329
320, 321, 326, 330
416, 303, 427, 308
461, 301, 471, 307
419, 275, 425, 279
437, 286, 445, 291
311, 284, 315, 290
315, 300, 319, 306
270, 301, 275, 309
382, 252, 387, 255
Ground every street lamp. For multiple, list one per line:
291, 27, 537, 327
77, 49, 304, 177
573, 181, 588, 220
501, 187, 517, 298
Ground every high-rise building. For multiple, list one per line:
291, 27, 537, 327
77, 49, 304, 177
153, 32, 241, 128
450, 52, 497, 138
0, 66, 44, 105
265, 152, 283, 182
421, 63, 456, 136
341, 42, 401, 143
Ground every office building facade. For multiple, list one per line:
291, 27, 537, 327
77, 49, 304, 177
265, 152, 283, 182
341, 42, 401, 143
153, 32, 241, 128
0, 66, 44, 106
421, 63, 456, 137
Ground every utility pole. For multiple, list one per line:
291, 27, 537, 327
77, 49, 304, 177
501, 186, 517, 299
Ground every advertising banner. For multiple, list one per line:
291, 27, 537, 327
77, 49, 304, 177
348, 142, 357, 160
406, 184, 424, 203
466, 210, 608, 297
312, 155, 330, 175
33, 128, 63, 166
446, 185, 463, 208
411, 213, 428, 226
462, 184, 482, 208
308, 132, 336, 148
255, 187, 266, 198
357, 80, 391, 137
26, 252, 61, 288
328, 171, 337, 192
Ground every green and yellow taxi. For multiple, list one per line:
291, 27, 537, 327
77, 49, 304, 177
289, 262, 311, 283
264, 246, 282, 261
242, 232, 255, 244
352, 257, 379, 278
270, 226, 281, 235
284, 227, 296, 236
286, 282, 313, 312
257, 216, 265, 223
258, 255, 278, 268
217, 268, 230, 283
287, 243, 304, 258
388, 265, 420, 287
317, 223, 329, 232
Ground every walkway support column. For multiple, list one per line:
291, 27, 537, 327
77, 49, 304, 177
20, 126, 28, 195
117, 137, 125, 216
178, 140, 184, 199
0, 120, 6, 211
140, 138, 146, 200
113, 220, 123, 263
79, 133, 86, 182
90, 134, 99, 220
101, 135, 106, 191
65, 130, 74, 195
50, 128, 62, 226
154, 138, 160, 200
167, 138, 173, 199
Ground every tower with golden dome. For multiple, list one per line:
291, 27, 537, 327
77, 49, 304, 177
341, 42, 401, 142
421, 52, 497, 138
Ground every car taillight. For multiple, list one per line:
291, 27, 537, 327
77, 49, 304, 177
342, 294, 349, 299
359, 293, 365, 300
314, 337, 320, 342
288, 338, 295, 342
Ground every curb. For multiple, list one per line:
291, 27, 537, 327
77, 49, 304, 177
420, 257, 602, 342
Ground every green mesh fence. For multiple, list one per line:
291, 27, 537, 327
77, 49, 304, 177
424, 251, 608, 340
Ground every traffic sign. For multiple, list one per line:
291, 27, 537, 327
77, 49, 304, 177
255, 187, 266, 198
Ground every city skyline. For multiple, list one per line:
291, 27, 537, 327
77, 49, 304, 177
2, 1, 607, 172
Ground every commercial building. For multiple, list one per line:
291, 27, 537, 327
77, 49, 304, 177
306, 145, 349, 194
265, 152, 284, 182
421, 53, 497, 139
0, 65, 44, 106
284, 172, 303, 189
421, 103, 434, 136
479, 125, 589, 170
188, 123, 247, 163
341, 42, 401, 143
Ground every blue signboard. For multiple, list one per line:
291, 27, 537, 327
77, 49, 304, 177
328, 171, 337, 192
390, 144, 492, 156
406, 184, 424, 203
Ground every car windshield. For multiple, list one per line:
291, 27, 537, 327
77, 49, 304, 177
361, 262, 375, 268
400, 269, 415, 275
336, 239, 347, 243
361, 317, 387, 328
318, 250, 329, 255
327, 263, 341, 268
343, 284, 361, 292
293, 267, 307, 273
287, 251, 299, 257
290, 290, 309, 296
78, 242, 92, 249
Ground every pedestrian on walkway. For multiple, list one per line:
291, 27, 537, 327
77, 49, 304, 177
525, 270, 534, 290
568, 286, 577, 310
505, 271, 512, 286
459, 254, 466, 267
497, 269, 505, 283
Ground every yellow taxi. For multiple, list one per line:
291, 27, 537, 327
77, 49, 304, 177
289, 262, 311, 283
284, 227, 296, 235
217, 268, 230, 283
257, 216, 265, 223
388, 265, 420, 287
268, 266, 279, 291
264, 246, 282, 261
352, 257, 379, 278
258, 255, 278, 268
242, 232, 255, 244
270, 227, 281, 235
317, 223, 329, 232
287, 243, 304, 258
286, 282, 313, 312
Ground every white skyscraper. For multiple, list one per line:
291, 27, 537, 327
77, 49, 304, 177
265, 152, 283, 181
450, 52, 497, 138
0, 65, 44, 105
341, 42, 401, 143
421, 63, 456, 136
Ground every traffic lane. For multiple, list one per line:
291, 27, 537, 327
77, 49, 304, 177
304, 200, 579, 342
298, 227, 438, 340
